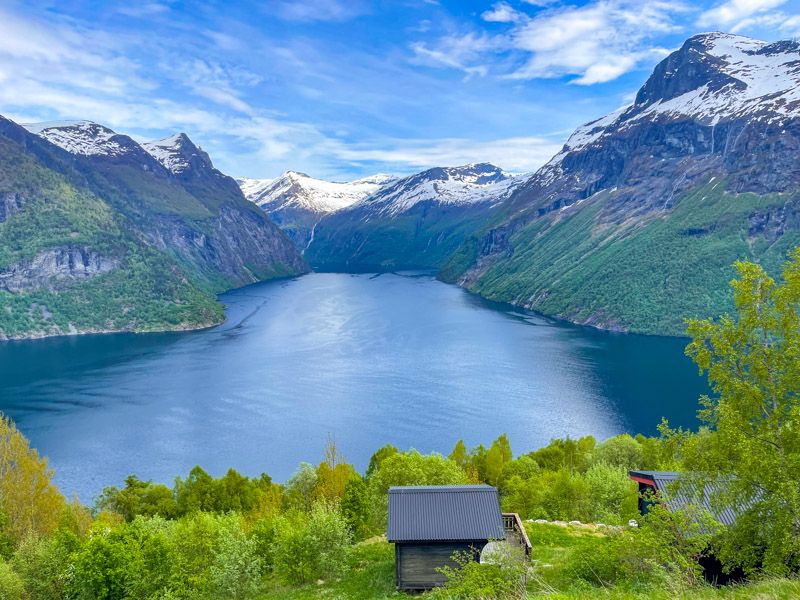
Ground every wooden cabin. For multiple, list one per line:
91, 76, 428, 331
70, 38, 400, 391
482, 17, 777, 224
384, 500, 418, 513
629, 470, 739, 526
387, 485, 507, 591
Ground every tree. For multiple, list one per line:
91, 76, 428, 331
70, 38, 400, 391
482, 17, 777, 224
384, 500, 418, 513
97, 475, 177, 521
284, 463, 317, 511
0, 413, 64, 544
314, 438, 354, 502
485, 434, 513, 486
366, 444, 398, 478
593, 434, 644, 470
341, 475, 370, 539
367, 450, 468, 529
448, 439, 467, 468
684, 250, 800, 574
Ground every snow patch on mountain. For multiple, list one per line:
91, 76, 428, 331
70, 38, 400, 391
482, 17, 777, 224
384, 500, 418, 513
142, 134, 196, 174
22, 121, 133, 157
358, 163, 527, 216
239, 171, 397, 214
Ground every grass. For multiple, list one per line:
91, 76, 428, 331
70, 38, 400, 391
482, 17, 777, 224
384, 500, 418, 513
257, 525, 800, 599
258, 537, 398, 599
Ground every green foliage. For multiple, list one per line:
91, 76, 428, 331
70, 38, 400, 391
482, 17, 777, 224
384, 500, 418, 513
0, 560, 23, 600
455, 184, 800, 335
341, 475, 371, 539
683, 249, 800, 575
97, 475, 177, 521
431, 547, 528, 600
528, 436, 596, 473
367, 450, 468, 529
272, 504, 351, 585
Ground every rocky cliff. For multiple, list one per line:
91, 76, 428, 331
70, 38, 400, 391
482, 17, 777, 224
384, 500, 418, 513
442, 33, 800, 335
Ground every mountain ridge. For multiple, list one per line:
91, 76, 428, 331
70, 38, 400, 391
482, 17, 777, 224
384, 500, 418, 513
0, 116, 307, 340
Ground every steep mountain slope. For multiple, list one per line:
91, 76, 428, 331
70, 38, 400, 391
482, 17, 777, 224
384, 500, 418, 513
441, 33, 800, 335
305, 163, 526, 270
0, 117, 306, 339
238, 171, 395, 248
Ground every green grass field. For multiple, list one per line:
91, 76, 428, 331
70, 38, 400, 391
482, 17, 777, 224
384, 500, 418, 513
255, 524, 800, 599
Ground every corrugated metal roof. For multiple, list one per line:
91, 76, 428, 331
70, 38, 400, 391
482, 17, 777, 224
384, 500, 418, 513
630, 471, 744, 527
387, 485, 505, 542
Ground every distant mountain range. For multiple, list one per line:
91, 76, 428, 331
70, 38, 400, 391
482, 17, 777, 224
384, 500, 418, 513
0, 118, 306, 339
239, 163, 526, 269
5, 31, 800, 339
238, 172, 396, 248
239, 32, 800, 335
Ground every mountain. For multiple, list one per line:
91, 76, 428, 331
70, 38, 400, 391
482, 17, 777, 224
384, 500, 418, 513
238, 171, 396, 248
304, 163, 526, 270
0, 117, 306, 340
440, 32, 800, 335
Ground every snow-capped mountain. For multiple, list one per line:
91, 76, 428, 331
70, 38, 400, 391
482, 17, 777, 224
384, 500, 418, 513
142, 133, 214, 175
237, 171, 397, 248
443, 32, 800, 335
23, 121, 146, 159
355, 163, 525, 216
525, 32, 800, 206
302, 163, 525, 269
239, 171, 396, 214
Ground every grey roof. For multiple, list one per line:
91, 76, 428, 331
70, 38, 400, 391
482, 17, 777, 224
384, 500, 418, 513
387, 485, 505, 542
630, 471, 743, 526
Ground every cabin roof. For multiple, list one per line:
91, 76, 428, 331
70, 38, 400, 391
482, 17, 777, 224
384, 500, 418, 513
629, 470, 741, 526
387, 485, 504, 542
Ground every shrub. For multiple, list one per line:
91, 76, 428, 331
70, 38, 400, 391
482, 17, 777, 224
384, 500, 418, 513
432, 547, 528, 600
583, 462, 638, 524
273, 503, 351, 585
0, 560, 23, 600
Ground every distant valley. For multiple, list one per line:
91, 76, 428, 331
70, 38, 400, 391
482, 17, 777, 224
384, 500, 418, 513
240, 32, 800, 336
3, 32, 800, 339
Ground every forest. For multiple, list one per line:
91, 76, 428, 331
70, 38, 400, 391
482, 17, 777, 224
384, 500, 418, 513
2, 251, 800, 598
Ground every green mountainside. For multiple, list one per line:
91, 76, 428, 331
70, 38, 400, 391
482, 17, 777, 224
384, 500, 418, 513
441, 183, 800, 335
0, 117, 306, 340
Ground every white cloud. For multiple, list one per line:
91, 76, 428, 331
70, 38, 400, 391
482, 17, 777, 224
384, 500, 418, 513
327, 135, 562, 173
697, 0, 787, 28
411, 0, 688, 85
410, 31, 501, 78
481, 2, 523, 23
271, 0, 369, 22
507, 0, 686, 84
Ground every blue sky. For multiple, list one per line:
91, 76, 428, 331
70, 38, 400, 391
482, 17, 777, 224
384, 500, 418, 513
1, 0, 799, 180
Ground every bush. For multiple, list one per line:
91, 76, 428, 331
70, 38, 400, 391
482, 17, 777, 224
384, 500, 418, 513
584, 462, 638, 524
273, 503, 351, 585
432, 547, 527, 599
0, 560, 23, 600
209, 525, 263, 599
11, 533, 77, 600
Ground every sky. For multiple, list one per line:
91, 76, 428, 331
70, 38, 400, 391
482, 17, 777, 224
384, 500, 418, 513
1, 0, 799, 180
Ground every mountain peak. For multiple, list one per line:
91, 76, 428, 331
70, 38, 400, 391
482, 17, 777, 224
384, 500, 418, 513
22, 120, 139, 157
142, 133, 213, 174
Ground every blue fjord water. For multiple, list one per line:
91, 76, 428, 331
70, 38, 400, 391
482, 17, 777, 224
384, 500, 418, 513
0, 272, 708, 501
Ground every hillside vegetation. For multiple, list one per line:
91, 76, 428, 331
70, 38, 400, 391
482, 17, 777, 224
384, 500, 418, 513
443, 183, 800, 335
0, 117, 306, 340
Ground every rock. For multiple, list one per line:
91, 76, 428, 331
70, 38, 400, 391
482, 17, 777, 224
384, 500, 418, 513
0, 246, 118, 293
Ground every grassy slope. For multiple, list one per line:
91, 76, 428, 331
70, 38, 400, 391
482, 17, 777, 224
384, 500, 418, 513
454, 183, 800, 336
257, 527, 800, 599
306, 203, 494, 271
0, 136, 222, 339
